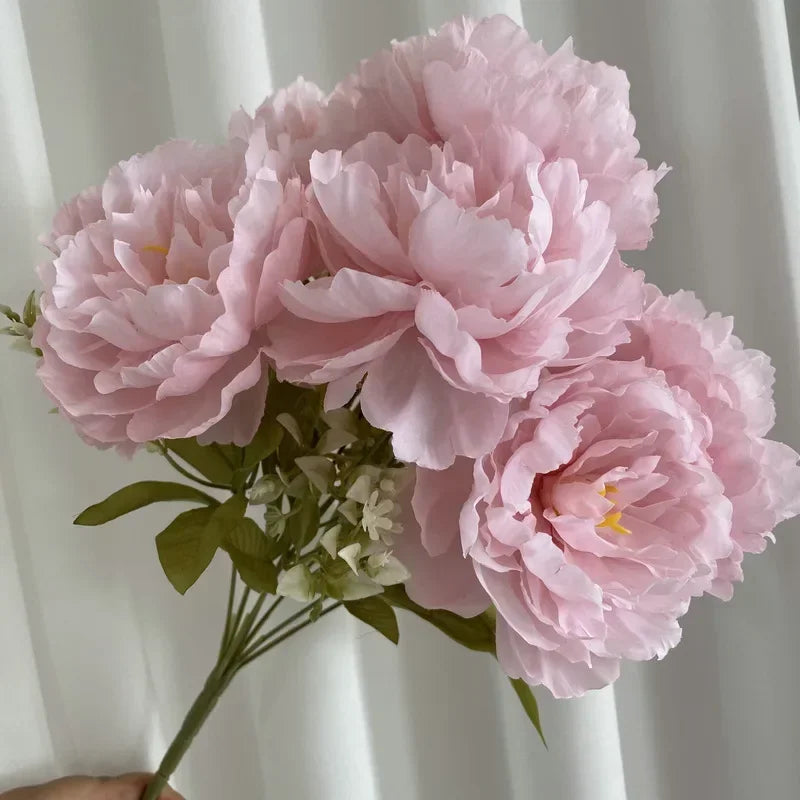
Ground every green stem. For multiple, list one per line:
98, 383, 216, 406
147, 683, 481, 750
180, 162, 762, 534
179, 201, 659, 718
241, 596, 284, 651
228, 586, 251, 649
239, 600, 317, 660
238, 602, 343, 669
218, 566, 238, 659
141, 662, 235, 800
159, 446, 229, 491
141, 595, 341, 800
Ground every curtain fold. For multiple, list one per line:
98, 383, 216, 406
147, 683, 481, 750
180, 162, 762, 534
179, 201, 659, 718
1, 2, 799, 798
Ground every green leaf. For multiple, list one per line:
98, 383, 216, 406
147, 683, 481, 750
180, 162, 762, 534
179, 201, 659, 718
277, 413, 303, 445
345, 596, 400, 644
166, 438, 235, 485
266, 376, 323, 469
296, 455, 334, 493
156, 506, 221, 594
285, 493, 320, 549
283, 473, 309, 499
242, 413, 284, 471
22, 290, 38, 328
509, 678, 547, 747
74, 481, 218, 526
207, 493, 247, 531
316, 428, 359, 454
321, 407, 359, 435
223, 516, 278, 593
381, 585, 496, 654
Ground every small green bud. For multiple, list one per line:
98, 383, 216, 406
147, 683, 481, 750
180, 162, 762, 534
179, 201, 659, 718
250, 475, 283, 505
22, 290, 39, 328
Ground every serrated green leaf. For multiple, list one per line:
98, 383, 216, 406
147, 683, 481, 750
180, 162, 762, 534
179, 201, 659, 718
381, 585, 496, 653
316, 428, 359, 454
296, 455, 334, 493
345, 596, 399, 644
223, 516, 278, 593
75, 481, 218, 526
156, 506, 221, 594
166, 438, 235, 485
22, 290, 38, 328
286, 493, 320, 549
509, 678, 547, 747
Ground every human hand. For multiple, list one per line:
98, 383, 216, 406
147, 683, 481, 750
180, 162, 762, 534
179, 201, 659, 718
0, 774, 183, 800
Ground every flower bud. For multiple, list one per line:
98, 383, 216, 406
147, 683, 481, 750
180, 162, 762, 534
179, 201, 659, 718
250, 475, 283, 505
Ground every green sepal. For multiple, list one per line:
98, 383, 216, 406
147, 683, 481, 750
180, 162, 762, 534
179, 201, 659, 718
509, 678, 547, 747
22, 290, 38, 328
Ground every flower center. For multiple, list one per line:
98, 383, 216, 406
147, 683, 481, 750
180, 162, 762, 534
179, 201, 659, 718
142, 243, 169, 255
548, 480, 632, 536
596, 485, 631, 535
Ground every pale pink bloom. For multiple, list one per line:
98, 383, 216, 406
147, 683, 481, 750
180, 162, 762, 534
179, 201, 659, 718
616, 287, 800, 598
268, 130, 643, 468
332, 14, 668, 250
230, 77, 361, 183
34, 136, 309, 448
405, 359, 737, 697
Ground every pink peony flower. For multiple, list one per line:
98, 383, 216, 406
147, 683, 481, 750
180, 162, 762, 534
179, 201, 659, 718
34, 134, 309, 449
268, 130, 643, 468
616, 287, 800, 598
331, 14, 668, 250
229, 76, 363, 183
403, 358, 740, 698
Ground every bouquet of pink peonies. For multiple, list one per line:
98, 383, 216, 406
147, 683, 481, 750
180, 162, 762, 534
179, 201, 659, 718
4, 13, 799, 798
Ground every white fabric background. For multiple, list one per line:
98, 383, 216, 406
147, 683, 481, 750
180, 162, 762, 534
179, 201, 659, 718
1, 1, 800, 798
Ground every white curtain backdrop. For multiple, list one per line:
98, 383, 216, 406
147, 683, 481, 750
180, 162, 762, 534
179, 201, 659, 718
2, 1, 800, 798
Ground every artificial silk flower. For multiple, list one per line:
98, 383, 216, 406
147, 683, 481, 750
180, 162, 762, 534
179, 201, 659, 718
615, 286, 800, 598
268, 131, 640, 468
405, 358, 752, 697
3, 13, 797, 797
35, 131, 309, 449
330, 14, 668, 250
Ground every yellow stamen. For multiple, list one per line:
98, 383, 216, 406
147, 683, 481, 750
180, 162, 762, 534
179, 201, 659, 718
597, 511, 631, 536
142, 244, 169, 255
596, 484, 629, 534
